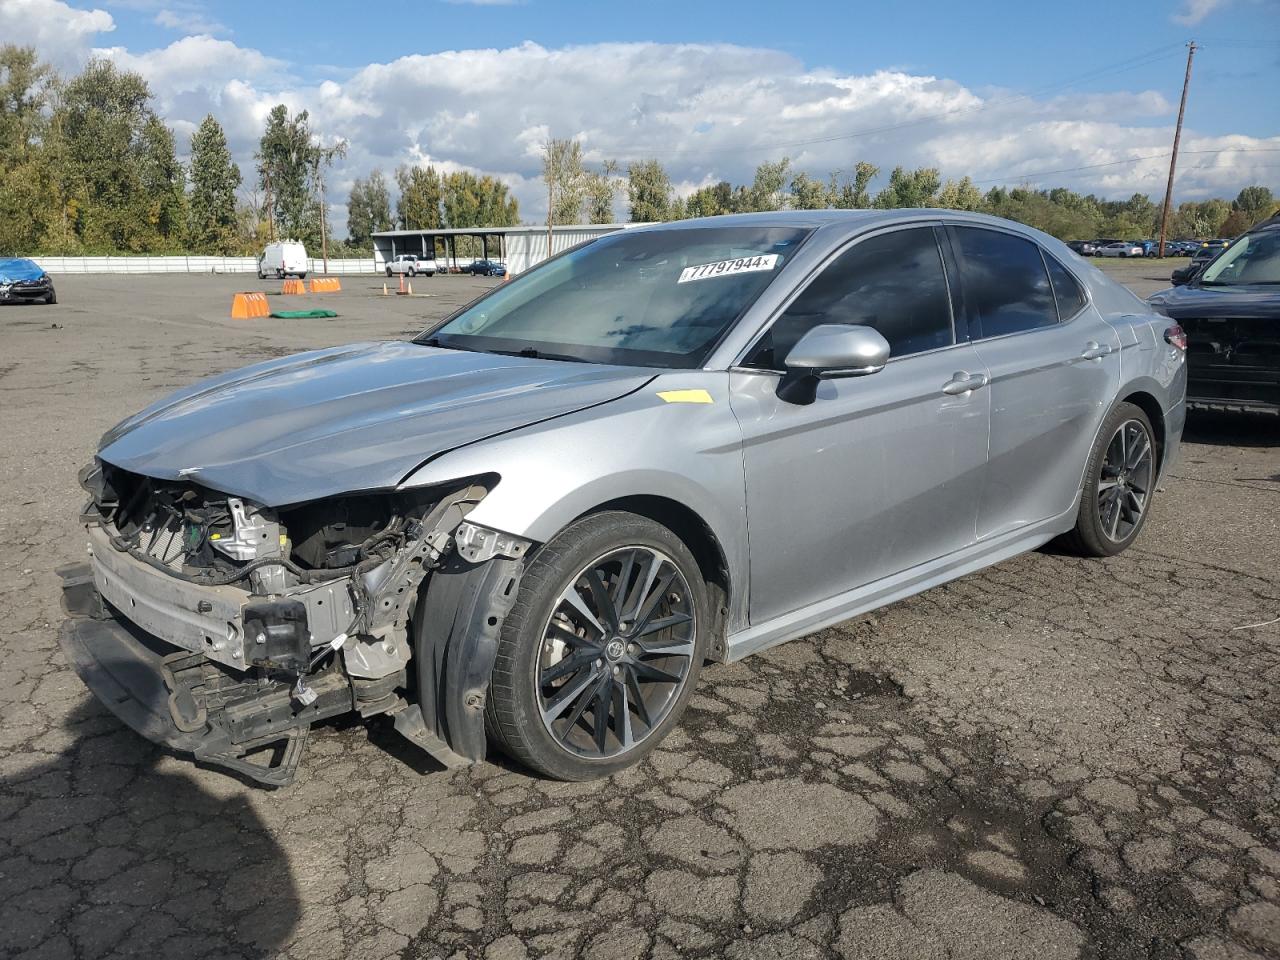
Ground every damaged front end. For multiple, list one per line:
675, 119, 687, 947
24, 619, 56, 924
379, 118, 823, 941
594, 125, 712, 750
59, 460, 528, 786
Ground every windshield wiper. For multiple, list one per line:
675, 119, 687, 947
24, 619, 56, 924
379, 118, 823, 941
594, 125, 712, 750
489, 346, 583, 363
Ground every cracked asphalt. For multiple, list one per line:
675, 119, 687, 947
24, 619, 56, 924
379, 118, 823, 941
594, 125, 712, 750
1, 262, 1277, 960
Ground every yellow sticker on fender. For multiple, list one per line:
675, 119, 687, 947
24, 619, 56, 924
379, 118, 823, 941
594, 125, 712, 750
657, 389, 714, 404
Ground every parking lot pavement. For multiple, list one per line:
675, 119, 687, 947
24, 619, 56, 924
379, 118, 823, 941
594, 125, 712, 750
1, 273, 1277, 960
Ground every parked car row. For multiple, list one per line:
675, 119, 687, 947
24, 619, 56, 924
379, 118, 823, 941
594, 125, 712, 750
384, 254, 507, 278
1067, 238, 1228, 259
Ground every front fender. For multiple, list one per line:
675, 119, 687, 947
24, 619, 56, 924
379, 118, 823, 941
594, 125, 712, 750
400, 372, 751, 631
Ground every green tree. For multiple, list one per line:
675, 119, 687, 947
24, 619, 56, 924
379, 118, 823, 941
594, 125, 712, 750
138, 114, 186, 247
585, 159, 619, 224
0, 45, 57, 254
257, 104, 321, 245
1232, 186, 1275, 226
789, 171, 830, 210
1218, 209, 1252, 237
543, 138, 587, 225
395, 164, 442, 230
626, 159, 674, 222
745, 158, 791, 212
347, 169, 393, 246
828, 162, 879, 209
440, 171, 519, 228
187, 115, 241, 253
685, 181, 733, 219
52, 58, 166, 252
935, 176, 983, 211
873, 166, 941, 209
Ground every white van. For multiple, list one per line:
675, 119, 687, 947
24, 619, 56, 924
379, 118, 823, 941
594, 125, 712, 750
258, 241, 308, 279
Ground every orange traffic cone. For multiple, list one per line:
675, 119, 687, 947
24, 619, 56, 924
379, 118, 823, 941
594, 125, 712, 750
398, 274, 405, 294
382, 282, 388, 296
407, 280, 413, 295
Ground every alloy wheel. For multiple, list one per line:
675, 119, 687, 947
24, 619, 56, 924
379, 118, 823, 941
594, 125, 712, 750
1098, 419, 1154, 542
536, 546, 697, 759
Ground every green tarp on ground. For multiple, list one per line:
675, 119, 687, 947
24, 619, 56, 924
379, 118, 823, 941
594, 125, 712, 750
270, 309, 338, 319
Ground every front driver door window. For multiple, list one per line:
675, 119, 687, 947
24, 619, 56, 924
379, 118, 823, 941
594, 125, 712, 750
729, 226, 992, 632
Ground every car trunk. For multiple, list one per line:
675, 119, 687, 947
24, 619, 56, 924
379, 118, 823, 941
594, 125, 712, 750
1183, 316, 1280, 410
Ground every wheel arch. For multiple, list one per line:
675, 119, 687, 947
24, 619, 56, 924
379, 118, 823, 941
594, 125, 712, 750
1118, 388, 1167, 470
573, 494, 731, 662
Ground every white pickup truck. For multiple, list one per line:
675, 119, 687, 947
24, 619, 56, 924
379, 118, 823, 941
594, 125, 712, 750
385, 254, 437, 278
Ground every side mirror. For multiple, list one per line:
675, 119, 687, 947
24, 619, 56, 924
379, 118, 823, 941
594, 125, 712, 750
777, 324, 891, 404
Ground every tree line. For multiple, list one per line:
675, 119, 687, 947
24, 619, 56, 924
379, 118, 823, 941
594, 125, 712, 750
3, 43, 1274, 259
0, 44, 520, 257
541, 140, 1276, 241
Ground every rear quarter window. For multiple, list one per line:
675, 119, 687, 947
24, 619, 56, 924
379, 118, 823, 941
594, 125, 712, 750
1044, 254, 1089, 320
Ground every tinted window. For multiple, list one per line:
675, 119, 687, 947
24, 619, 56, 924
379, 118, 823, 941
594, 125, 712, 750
745, 227, 953, 368
1044, 254, 1088, 319
952, 227, 1057, 338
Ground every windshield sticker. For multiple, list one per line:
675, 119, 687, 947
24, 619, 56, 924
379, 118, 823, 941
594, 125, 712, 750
677, 254, 779, 284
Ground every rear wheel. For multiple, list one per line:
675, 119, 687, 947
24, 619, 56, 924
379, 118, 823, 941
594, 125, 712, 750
1061, 402, 1157, 557
486, 512, 709, 780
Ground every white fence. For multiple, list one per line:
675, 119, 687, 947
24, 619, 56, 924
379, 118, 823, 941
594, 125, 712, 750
29, 256, 379, 276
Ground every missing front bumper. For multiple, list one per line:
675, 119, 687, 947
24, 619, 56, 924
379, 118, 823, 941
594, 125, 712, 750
57, 564, 353, 786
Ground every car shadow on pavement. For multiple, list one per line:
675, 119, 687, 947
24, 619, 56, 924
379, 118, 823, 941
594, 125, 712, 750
2, 697, 302, 959
1183, 410, 1280, 453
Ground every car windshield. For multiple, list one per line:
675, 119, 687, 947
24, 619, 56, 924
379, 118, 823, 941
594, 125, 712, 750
1199, 231, 1280, 285
419, 225, 811, 367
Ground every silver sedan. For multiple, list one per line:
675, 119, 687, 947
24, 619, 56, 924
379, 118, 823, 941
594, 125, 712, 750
63, 210, 1187, 784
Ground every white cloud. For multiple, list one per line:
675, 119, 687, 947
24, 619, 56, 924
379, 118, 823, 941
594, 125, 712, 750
11, 23, 1277, 233
0, 0, 114, 67
154, 7, 228, 35
1173, 0, 1230, 24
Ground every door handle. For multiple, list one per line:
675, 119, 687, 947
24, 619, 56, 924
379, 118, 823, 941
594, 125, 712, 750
1081, 341, 1113, 360
941, 371, 989, 395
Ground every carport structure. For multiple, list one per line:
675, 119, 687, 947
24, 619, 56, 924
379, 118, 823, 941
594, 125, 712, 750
371, 223, 639, 276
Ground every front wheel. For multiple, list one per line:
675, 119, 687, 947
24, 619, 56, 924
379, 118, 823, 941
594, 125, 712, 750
408, 268, 416, 278
1060, 402, 1157, 557
486, 511, 710, 780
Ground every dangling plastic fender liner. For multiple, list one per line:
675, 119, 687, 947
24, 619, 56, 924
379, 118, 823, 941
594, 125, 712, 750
413, 552, 524, 762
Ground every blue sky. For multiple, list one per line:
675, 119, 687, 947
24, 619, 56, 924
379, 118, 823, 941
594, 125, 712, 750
98, 0, 1280, 137
4, 0, 1277, 228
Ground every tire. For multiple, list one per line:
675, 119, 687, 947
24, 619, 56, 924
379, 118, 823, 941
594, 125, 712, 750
298, 272, 307, 280
1059, 402, 1157, 557
408, 268, 416, 278
276, 268, 283, 279
386, 267, 393, 277
45, 289, 56, 305
486, 511, 710, 780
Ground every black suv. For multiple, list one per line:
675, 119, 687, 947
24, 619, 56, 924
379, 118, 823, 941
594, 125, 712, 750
1149, 215, 1280, 415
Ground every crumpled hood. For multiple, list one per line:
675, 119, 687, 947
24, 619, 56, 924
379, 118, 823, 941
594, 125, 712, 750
0, 258, 47, 283
98, 340, 652, 506
1148, 284, 1280, 320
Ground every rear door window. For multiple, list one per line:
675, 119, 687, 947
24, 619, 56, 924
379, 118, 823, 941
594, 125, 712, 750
744, 226, 954, 368
952, 227, 1058, 338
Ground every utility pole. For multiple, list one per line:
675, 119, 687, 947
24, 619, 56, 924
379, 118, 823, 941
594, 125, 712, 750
1158, 40, 1196, 258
